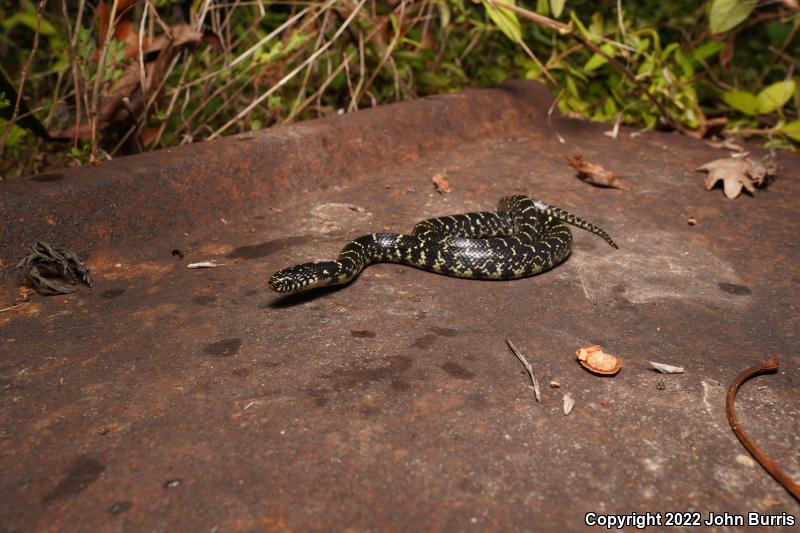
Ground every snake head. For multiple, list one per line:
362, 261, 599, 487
268, 261, 338, 293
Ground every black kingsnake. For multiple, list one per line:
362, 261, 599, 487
269, 195, 617, 293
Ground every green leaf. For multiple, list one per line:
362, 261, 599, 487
417, 71, 452, 87
482, 0, 522, 42
603, 97, 618, 117
722, 90, 758, 115
675, 50, 694, 77
766, 22, 791, 47
661, 42, 679, 60
436, 0, 451, 28
584, 43, 616, 72
550, 0, 566, 18
570, 12, 597, 43
588, 13, 605, 38
2, 12, 58, 36
756, 80, 796, 114
689, 41, 724, 63
709, 0, 757, 34
782, 120, 800, 142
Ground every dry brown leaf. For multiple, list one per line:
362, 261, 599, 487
432, 173, 452, 193
696, 157, 777, 199
567, 155, 629, 191
576, 345, 622, 376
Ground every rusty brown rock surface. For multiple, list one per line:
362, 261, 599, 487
1, 81, 798, 531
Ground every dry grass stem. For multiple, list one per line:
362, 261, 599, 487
505, 338, 541, 402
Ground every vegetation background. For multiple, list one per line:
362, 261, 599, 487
1, 0, 798, 179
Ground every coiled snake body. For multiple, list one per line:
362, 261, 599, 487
269, 195, 617, 293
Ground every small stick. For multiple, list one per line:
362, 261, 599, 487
725, 356, 800, 502
0, 302, 29, 314
505, 338, 540, 402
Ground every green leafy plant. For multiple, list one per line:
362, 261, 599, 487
0, 0, 797, 179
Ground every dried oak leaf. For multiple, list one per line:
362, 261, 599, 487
696, 157, 777, 199
432, 173, 452, 193
567, 155, 629, 191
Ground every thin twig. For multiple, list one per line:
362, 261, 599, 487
60, 0, 85, 147
138, 1, 150, 100
90, 0, 120, 162
0, 0, 48, 163
505, 338, 541, 402
0, 301, 30, 314
616, 0, 627, 44
725, 356, 800, 502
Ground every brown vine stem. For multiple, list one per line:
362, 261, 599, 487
487, 0, 692, 135
725, 356, 800, 502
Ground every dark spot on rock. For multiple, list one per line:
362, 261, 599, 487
42, 456, 106, 503
171, 249, 184, 259
718, 282, 751, 295
231, 367, 251, 378
109, 501, 133, 515
359, 404, 380, 416
411, 334, 436, 349
430, 327, 458, 337
457, 477, 483, 494
391, 379, 411, 391
306, 388, 330, 407
254, 215, 265, 220
31, 172, 64, 182
441, 361, 474, 380
465, 392, 489, 409
245, 289, 258, 296
415, 311, 427, 320
227, 236, 313, 260
793, 277, 800, 285
163, 479, 182, 489
350, 329, 376, 338
203, 338, 241, 357
329, 355, 413, 390
193, 294, 216, 305
100, 288, 125, 299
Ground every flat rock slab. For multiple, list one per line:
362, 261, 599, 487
1, 81, 798, 531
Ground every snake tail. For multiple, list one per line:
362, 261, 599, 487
530, 199, 618, 249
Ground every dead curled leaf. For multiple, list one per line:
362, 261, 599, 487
576, 345, 622, 376
432, 173, 452, 193
696, 157, 777, 199
567, 155, 629, 191
649, 361, 685, 374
